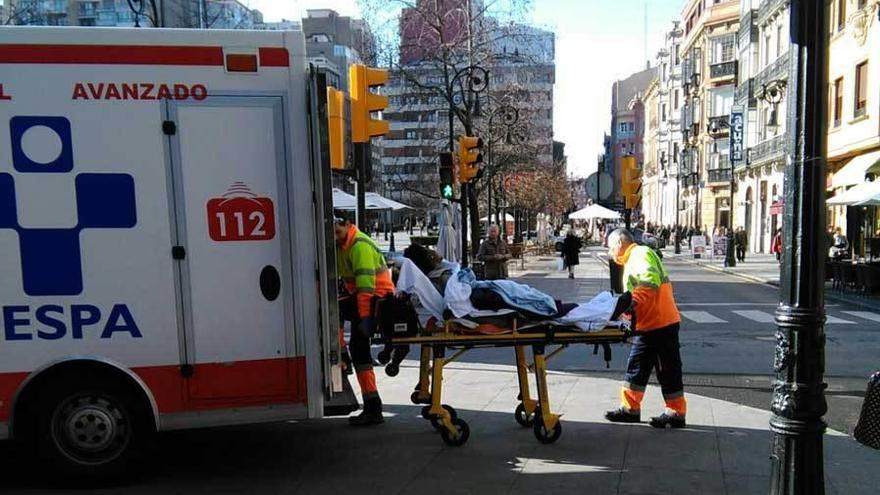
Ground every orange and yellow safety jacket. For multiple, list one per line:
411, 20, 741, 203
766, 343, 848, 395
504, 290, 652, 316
336, 224, 394, 318
616, 243, 680, 332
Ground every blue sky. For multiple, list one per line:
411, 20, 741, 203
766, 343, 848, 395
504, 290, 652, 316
251, 0, 685, 177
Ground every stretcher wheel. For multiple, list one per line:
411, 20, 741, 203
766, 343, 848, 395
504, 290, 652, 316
420, 405, 432, 419
385, 363, 399, 377
429, 405, 458, 430
441, 418, 470, 447
533, 418, 562, 444
377, 349, 392, 365
411, 391, 428, 405
514, 403, 536, 427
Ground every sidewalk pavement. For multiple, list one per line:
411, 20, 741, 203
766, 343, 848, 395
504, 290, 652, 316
668, 248, 880, 311
346, 362, 878, 495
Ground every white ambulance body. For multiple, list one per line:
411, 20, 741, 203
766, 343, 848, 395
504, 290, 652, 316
0, 27, 344, 474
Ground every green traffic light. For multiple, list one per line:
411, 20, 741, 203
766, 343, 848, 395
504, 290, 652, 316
441, 184, 454, 199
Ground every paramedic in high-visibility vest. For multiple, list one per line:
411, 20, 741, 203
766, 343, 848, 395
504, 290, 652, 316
604, 228, 688, 429
335, 217, 395, 426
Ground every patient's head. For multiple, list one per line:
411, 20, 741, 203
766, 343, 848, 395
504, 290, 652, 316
403, 243, 442, 274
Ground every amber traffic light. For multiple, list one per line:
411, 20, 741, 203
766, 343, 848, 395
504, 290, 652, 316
349, 64, 389, 143
457, 135, 483, 183
327, 87, 346, 170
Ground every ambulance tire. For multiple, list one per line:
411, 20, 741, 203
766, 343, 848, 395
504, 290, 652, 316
35, 377, 150, 480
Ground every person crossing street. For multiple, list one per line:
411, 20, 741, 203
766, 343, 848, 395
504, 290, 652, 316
604, 228, 687, 429
335, 217, 395, 426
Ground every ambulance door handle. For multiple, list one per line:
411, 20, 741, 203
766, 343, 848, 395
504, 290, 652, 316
260, 265, 281, 301
172, 246, 186, 260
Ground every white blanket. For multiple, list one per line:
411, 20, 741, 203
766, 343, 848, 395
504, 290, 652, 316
394, 258, 445, 325
556, 291, 620, 331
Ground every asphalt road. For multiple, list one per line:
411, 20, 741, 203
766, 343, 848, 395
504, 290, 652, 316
486, 252, 877, 434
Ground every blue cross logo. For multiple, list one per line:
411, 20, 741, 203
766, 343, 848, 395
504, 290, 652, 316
0, 116, 137, 296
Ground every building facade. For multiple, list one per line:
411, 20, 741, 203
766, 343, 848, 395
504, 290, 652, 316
678, 0, 740, 232
826, 0, 880, 257
641, 21, 685, 227
609, 66, 655, 208
642, 76, 661, 224
381, 14, 555, 211
6, 0, 253, 28
733, 0, 789, 254
301, 9, 376, 92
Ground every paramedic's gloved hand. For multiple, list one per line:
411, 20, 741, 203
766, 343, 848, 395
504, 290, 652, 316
357, 318, 375, 338
611, 291, 633, 321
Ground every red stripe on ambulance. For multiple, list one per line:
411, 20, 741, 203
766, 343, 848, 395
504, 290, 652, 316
0, 44, 289, 67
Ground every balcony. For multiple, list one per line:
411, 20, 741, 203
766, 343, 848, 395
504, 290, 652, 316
749, 134, 785, 168
709, 60, 737, 80
738, 9, 757, 45
708, 115, 730, 135
707, 167, 732, 184
735, 78, 756, 107
754, 51, 789, 92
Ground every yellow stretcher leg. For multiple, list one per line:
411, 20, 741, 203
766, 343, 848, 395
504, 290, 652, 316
410, 344, 432, 404
428, 345, 470, 446
532, 345, 562, 444
515, 345, 538, 426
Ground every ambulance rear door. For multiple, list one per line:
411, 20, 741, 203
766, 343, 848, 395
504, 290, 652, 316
165, 94, 300, 403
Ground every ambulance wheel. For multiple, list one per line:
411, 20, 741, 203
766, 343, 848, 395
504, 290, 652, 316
385, 363, 399, 377
440, 418, 470, 447
533, 418, 562, 444
429, 405, 458, 431
514, 403, 535, 427
36, 378, 149, 479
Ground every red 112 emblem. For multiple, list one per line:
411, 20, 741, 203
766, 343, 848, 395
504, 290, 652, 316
207, 182, 276, 242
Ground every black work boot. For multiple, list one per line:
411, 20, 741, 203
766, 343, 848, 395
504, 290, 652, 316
604, 407, 641, 423
349, 398, 384, 426
650, 412, 686, 429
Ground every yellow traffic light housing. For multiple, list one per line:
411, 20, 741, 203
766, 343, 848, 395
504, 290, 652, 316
327, 87, 346, 170
458, 135, 483, 183
349, 64, 389, 143
621, 155, 641, 209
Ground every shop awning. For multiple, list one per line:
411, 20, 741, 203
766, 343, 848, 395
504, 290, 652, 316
827, 181, 880, 206
831, 150, 880, 188
568, 204, 621, 220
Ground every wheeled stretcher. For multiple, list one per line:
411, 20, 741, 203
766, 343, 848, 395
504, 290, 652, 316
373, 298, 631, 447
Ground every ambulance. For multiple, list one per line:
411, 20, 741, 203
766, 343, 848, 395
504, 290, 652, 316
0, 26, 352, 476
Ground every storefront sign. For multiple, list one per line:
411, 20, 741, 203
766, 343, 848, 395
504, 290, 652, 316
730, 105, 745, 162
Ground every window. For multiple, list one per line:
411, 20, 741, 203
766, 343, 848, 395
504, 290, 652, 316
405, 130, 417, 140
837, 0, 846, 33
833, 77, 844, 126
673, 142, 680, 164
673, 44, 681, 66
855, 61, 868, 118
712, 35, 735, 63
661, 104, 667, 122
764, 33, 771, 67
674, 90, 679, 110
776, 24, 784, 58
858, 0, 867, 9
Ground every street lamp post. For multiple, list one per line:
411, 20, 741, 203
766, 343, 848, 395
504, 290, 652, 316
769, 1, 829, 493
709, 119, 737, 267
447, 65, 488, 267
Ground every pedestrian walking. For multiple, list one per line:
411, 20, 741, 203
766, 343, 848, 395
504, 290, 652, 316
604, 228, 687, 429
829, 227, 849, 260
771, 228, 783, 262
735, 227, 748, 262
561, 231, 582, 279
477, 224, 510, 280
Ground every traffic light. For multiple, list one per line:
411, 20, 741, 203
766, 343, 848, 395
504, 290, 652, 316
326, 87, 345, 170
621, 155, 642, 209
439, 152, 455, 200
349, 64, 389, 143
457, 135, 483, 183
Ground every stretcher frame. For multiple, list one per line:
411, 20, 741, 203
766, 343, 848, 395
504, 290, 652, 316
378, 318, 629, 447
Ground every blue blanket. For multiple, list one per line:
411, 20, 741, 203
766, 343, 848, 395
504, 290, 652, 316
457, 268, 557, 316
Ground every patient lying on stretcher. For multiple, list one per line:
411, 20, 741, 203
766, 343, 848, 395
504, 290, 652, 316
393, 244, 632, 334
